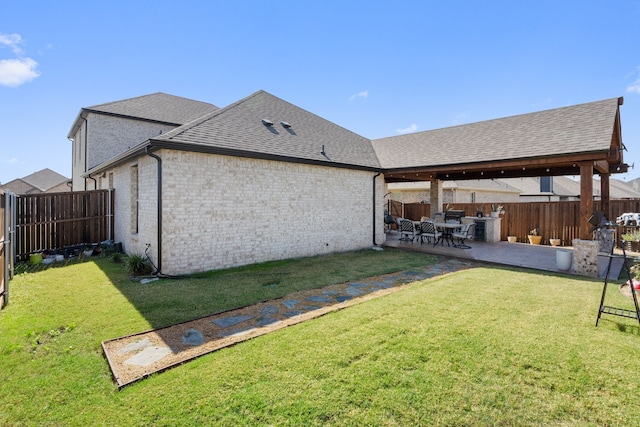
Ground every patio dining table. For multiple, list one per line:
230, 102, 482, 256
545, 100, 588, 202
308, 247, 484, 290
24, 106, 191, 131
434, 222, 463, 246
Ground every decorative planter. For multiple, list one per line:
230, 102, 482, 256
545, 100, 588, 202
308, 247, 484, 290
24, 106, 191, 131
625, 241, 640, 252
556, 249, 572, 270
490, 211, 500, 218
528, 235, 542, 245
549, 238, 561, 247
507, 236, 518, 243
29, 253, 42, 264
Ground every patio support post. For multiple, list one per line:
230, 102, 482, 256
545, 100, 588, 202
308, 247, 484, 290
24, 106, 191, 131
430, 178, 443, 217
579, 163, 594, 240
600, 173, 610, 221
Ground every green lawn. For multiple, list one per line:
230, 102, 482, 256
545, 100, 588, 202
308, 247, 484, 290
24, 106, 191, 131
1, 249, 640, 426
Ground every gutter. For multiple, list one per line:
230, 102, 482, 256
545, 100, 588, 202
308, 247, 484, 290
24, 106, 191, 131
87, 173, 97, 190
83, 113, 88, 190
373, 171, 382, 246
145, 146, 162, 274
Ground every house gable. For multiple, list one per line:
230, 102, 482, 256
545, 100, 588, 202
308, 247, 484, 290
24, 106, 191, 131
68, 92, 219, 138
151, 90, 380, 171
69, 93, 219, 190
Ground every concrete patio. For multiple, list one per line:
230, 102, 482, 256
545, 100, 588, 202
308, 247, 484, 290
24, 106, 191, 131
381, 230, 638, 278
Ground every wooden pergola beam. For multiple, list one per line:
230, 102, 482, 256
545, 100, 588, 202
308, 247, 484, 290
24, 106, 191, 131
580, 163, 594, 240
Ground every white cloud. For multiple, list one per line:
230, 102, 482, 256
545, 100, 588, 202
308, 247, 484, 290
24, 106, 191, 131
627, 67, 640, 94
349, 90, 368, 101
396, 124, 418, 134
0, 33, 40, 87
0, 58, 40, 87
0, 33, 24, 54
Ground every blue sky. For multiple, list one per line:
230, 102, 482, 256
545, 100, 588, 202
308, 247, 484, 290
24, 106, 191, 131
1, 1, 640, 185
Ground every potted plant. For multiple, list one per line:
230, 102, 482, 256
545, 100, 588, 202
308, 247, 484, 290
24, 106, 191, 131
475, 204, 484, 218
621, 231, 640, 252
528, 228, 542, 245
505, 222, 517, 243
490, 204, 504, 218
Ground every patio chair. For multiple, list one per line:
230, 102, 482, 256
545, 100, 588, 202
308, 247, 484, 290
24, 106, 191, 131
420, 220, 442, 246
452, 222, 476, 249
399, 218, 419, 242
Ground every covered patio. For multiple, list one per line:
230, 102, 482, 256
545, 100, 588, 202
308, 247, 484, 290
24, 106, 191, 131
373, 97, 628, 240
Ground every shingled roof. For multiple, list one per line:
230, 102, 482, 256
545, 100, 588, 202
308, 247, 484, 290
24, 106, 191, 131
150, 90, 380, 170
372, 97, 623, 172
68, 93, 219, 138
1, 168, 69, 194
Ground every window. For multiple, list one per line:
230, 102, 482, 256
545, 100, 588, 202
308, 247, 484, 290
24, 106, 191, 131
131, 165, 139, 234
540, 176, 553, 193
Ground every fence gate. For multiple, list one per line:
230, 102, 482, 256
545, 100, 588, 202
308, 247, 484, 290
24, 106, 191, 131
1, 190, 17, 310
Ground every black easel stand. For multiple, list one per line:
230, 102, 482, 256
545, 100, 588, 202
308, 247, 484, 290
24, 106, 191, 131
596, 241, 640, 326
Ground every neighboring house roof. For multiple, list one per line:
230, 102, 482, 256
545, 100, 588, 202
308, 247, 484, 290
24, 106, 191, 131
68, 92, 219, 138
88, 90, 380, 174
388, 176, 640, 200
387, 179, 521, 194
0, 168, 69, 194
496, 177, 560, 197
372, 97, 622, 171
0, 178, 38, 194
587, 177, 640, 199
498, 176, 640, 199
627, 177, 640, 193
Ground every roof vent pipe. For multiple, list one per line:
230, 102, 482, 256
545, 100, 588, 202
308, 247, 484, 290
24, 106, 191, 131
261, 119, 274, 126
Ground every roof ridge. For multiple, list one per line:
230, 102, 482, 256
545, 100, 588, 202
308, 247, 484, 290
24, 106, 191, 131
86, 92, 166, 110
152, 90, 268, 141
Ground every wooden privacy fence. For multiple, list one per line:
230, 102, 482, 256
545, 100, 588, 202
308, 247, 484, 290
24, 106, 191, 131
15, 190, 114, 261
1, 190, 17, 310
387, 199, 640, 246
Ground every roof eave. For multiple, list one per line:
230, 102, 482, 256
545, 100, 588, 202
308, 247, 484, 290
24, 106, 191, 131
67, 108, 184, 140
83, 139, 380, 178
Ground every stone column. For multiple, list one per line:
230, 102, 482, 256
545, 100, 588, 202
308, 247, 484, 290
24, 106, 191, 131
429, 178, 443, 217
572, 239, 599, 277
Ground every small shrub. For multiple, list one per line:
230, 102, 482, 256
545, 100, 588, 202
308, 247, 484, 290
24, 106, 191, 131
126, 253, 153, 275
111, 252, 123, 263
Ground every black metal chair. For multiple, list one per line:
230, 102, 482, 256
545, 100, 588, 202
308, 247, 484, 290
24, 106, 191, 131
420, 220, 442, 246
452, 223, 476, 249
399, 219, 419, 242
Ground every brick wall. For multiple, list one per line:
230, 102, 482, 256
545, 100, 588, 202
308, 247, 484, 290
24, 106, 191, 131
108, 149, 384, 275
71, 113, 175, 191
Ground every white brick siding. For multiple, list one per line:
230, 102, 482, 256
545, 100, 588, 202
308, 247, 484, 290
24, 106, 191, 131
71, 113, 175, 191
108, 149, 384, 275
